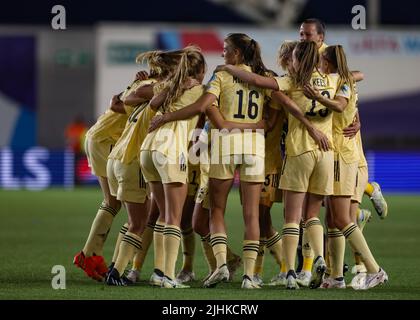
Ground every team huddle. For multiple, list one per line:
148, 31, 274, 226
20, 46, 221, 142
73, 19, 389, 291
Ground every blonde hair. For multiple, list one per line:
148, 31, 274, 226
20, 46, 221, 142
277, 40, 298, 71
135, 48, 184, 78
323, 45, 354, 89
291, 40, 319, 87
161, 46, 206, 113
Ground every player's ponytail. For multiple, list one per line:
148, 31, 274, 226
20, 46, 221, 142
292, 40, 319, 87
246, 39, 267, 76
225, 33, 268, 76
324, 45, 354, 89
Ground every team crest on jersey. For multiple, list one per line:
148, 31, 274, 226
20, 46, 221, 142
341, 84, 350, 92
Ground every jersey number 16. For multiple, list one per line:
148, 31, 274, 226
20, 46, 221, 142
234, 89, 260, 120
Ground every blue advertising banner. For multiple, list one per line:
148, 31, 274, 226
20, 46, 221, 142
367, 152, 420, 193
0, 36, 36, 149
0, 148, 418, 191
0, 148, 74, 190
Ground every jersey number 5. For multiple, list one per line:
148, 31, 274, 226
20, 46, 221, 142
234, 89, 259, 120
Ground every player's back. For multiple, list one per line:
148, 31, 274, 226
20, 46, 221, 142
141, 84, 204, 159
276, 70, 340, 156
207, 65, 268, 156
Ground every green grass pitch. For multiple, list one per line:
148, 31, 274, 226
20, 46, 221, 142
1, 188, 420, 300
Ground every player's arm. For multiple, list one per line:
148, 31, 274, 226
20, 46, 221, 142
303, 85, 348, 113
351, 71, 364, 82
264, 105, 280, 133
148, 93, 217, 132
343, 110, 361, 138
150, 79, 201, 111
109, 93, 126, 114
205, 105, 265, 131
122, 84, 155, 106
149, 87, 169, 111
215, 65, 279, 90
271, 90, 330, 151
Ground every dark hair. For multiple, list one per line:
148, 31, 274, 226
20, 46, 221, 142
302, 18, 326, 36
225, 33, 267, 76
